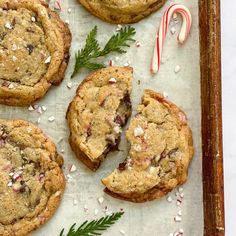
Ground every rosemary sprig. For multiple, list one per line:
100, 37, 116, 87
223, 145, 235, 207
59, 212, 124, 236
71, 26, 136, 78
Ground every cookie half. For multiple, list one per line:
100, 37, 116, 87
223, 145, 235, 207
78, 0, 166, 24
67, 67, 133, 171
0, 119, 65, 236
0, 0, 71, 106
102, 90, 194, 202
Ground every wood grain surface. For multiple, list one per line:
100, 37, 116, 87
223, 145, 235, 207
199, 0, 225, 235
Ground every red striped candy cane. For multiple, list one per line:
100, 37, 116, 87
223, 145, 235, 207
151, 4, 192, 74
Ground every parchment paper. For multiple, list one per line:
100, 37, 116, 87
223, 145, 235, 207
0, 0, 203, 235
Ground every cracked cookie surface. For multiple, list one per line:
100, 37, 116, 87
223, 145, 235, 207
102, 90, 194, 202
78, 0, 166, 24
0, 119, 65, 236
67, 67, 133, 171
0, 0, 71, 106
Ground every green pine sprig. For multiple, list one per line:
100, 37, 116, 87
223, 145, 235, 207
71, 26, 136, 78
59, 212, 124, 236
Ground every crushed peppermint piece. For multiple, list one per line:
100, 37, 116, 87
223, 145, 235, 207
134, 126, 144, 137
5, 22, 12, 29
58, 137, 63, 143
8, 83, 14, 89
36, 106, 42, 114
134, 144, 142, 152
69, 164, 77, 173
179, 228, 184, 233
115, 56, 120, 61
94, 208, 99, 215
167, 196, 173, 202
48, 116, 55, 122
174, 216, 182, 222
174, 65, 181, 73
178, 187, 184, 192
109, 59, 114, 66
45, 56, 51, 64
171, 27, 176, 35
116, 24, 122, 31
119, 230, 126, 235
65, 19, 69, 24
67, 82, 73, 89
54, 0, 62, 10
7, 182, 13, 187
37, 117, 41, 123
84, 204, 88, 212
55, 191, 61, 197
163, 91, 168, 98
9, 172, 14, 177
67, 8, 72, 13
113, 126, 121, 134
98, 196, 104, 204
108, 77, 117, 84
178, 210, 182, 216
175, 191, 180, 197
12, 171, 22, 181
124, 62, 130, 67
61, 149, 65, 154
180, 192, 184, 198
41, 105, 47, 111
135, 41, 141, 47
73, 199, 78, 205
28, 105, 34, 111
31, 16, 36, 22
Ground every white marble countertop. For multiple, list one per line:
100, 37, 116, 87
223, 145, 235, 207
221, 1, 236, 236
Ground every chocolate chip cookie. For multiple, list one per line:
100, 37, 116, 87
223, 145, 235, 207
67, 67, 133, 171
102, 90, 194, 202
0, 119, 65, 235
0, 0, 71, 106
78, 0, 166, 24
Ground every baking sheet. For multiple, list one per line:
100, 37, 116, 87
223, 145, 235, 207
0, 0, 203, 235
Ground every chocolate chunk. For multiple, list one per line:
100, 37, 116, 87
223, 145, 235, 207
123, 93, 132, 109
118, 161, 127, 171
26, 44, 34, 55
87, 126, 92, 137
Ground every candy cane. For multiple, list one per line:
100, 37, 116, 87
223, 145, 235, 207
151, 4, 192, 74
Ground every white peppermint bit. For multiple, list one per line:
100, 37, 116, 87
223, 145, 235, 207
45, 56, 51, 64
70, 164, 77, 173
37, 117, 41, 124
98, 196, 104, 204
48, 116, 55, 122
180, 192, 184, 198
113, 126, 121, 134
163, 91, 168, 98
174, 65, 181, 73
5, 22, 12, 29
135, 41, 141, 47
134, 126, 144, 137
61, 149, 65, 154
124, 62, 130, 67
94, 209, 99, 216
174, 216, 182, 222
178, 187, 184, 192
119, 230, 126, 235
109, 77, 117, 84
7, 182, 13, 187
41, 105, 47, 111
67, 8, 72, 13
171, 27, 176, 35
67, 82, 73, 89
167, 196, 173, 203
73, 199, 78, 206
31, 16, 36, 22
178, 210, 182, 216
115, 56, 120, 61
8, 83, 14, 89
179, 228, 184, 233
58, 137, 63, 143
116, 24, 122, 31
12, 56, 17, 62
65, 19, 69, 24
28, 105, 34, 111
